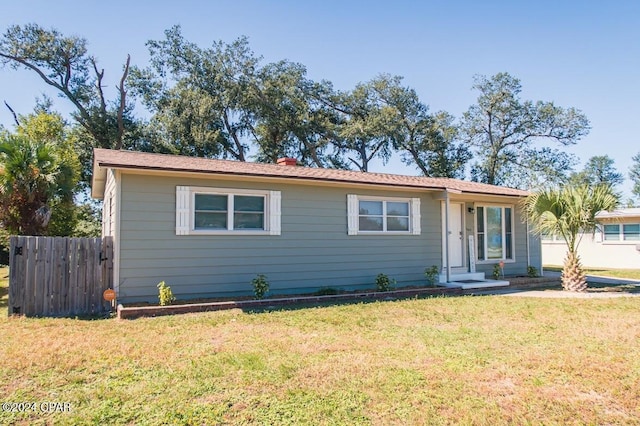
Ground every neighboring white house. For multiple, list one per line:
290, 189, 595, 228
542, 208, 640, 269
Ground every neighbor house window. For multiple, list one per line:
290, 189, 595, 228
476, 205, 514, 261
176, 186, 281, 235
347, 195, 421, 235
603, 224, 620, 241
623, 224, 640, 241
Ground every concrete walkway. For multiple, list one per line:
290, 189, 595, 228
469, 271, 640, 299
542, 270, 640, 285
500, 290, 640, 299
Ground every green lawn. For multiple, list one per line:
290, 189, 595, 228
1, 269, 640, 424
545, 265, 640, 280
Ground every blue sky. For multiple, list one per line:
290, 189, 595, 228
1, 1, 639, 197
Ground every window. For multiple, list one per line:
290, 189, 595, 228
194, 194, 265, 230
347, 195, 420, 235
176, 186, 281, 235
476, 205, 514, 261
603, 224, 620, 241
623, 224, 640, 241
601, 223, 640, 242
359, 200, 409, 231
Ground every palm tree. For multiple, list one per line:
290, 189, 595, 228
0, 135, 75, 235
523, 184, 619, 291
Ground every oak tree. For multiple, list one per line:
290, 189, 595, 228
461, 72, 589, 188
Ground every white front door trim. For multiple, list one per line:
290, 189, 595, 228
442, 201, 465, 269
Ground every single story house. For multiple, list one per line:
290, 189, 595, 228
542, 208, 640, 269
91, 148, 542, 304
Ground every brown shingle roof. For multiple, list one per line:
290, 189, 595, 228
92, 148, 529, 198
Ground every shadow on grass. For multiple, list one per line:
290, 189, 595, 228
584, 282, 640, 294
238, 292, 451, 315
13, 279, 640, 321
8, 311, 116, 321
242, 281, 640, 315
0, 285, 8, 309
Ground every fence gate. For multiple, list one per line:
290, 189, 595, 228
8, 236, 114, 317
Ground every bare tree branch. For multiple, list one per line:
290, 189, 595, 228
3, 101, 19, 126
0, 52, 95, 136
221, 109, 245, 161
91, 57, 107, 113
115, 54, 130, 150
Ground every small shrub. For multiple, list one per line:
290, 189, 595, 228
252, 274, 270, 299
315, 287, 339, 296
424, 265, 440, 286
157, 281, 175, 306
492, 264, 501, 280
527, 266, 539, 278
375, 273, 396, 292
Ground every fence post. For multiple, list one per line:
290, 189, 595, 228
102, 236, 114, 311
8, 236, 23, 315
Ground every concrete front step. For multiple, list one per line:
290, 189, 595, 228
441, 279, 510, 290
439, 272, 486, 284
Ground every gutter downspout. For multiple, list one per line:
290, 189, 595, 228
526, 217, 530, 270
445, 190, 451, 283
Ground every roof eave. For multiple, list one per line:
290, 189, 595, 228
91, 156, 107, 199
92, 161, 528, 198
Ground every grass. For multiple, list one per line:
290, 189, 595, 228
1, 268, 640, 424
545, 265, 640, 280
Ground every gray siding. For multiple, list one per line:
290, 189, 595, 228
529, 233, 543, 272
465, 202, 541, 277
117, 174, 442, 303
115, 173, 540, 303
101, 169, 117, 237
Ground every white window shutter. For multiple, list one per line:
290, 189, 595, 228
411, 198, 421, 235
269, 191, 281, 235
347, 194, 358, 235
176, 186, 190, 235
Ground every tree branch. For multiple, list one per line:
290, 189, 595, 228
91, 57, 107, 113
115, 54, 130, 150
0, 52, 95, 137
3, 101, 19, 126
222, 109, 245, 161
347, 156, 364, 172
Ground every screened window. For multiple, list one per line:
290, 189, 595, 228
176, 186, 280, 235
347, 195, 421, 235
476, 206, 514, 261
195, 194, 265, 230
623, 224, 640, 241
359, 200, 410, 232
233, 195, 265, 230
195, 194, 228, 229
603, 224, 620, 241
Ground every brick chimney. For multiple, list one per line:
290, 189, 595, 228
277, 157, 297, 166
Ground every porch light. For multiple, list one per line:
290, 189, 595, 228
468, 207, 475, 214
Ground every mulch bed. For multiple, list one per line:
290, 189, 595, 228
117, 276, 561, 320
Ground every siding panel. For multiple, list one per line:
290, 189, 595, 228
117, 174, 443, 302
116, 173, 532, 303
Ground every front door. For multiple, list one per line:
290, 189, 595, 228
442, 202, 464, 268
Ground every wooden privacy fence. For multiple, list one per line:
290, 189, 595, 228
8, 236, 114, 317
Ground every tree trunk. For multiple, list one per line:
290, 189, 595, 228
561, 251, 587, 292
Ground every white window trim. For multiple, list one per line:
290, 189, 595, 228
176, 186, 281, 236
347, 194, 420, 235
475, 204, 516, 263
